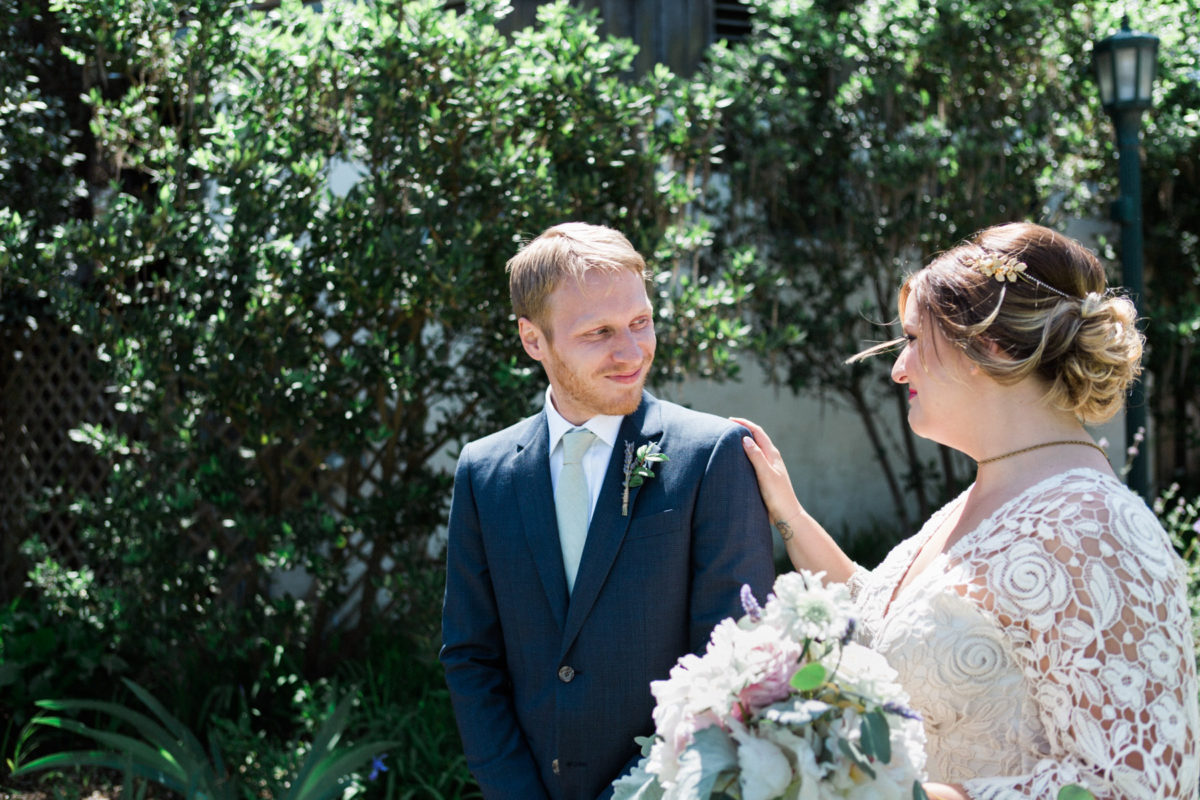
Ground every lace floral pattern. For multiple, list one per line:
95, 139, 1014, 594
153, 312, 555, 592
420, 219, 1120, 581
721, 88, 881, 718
848, 469, 1200, 799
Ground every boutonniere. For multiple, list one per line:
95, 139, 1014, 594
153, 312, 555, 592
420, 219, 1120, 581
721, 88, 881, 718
621, 440, 668, 516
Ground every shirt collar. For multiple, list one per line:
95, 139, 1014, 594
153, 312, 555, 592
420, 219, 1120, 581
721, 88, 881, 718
544, 386, 623, 452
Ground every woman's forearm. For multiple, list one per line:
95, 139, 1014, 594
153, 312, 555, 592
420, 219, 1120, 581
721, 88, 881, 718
774, 506, 857, 582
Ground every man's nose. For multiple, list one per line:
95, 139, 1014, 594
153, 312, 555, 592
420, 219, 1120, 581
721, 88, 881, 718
613, 329, 644, 360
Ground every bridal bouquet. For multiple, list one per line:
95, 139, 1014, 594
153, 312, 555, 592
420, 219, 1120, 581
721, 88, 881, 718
613, 571, 928, 800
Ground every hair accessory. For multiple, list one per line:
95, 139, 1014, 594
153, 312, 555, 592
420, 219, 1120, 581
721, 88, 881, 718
963, 252, 1072, 299
960, 251, 1075, 298
966, 253, 1027, 282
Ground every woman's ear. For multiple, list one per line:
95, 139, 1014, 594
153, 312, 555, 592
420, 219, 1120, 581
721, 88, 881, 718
982, 337, 1009, 360
967, 337, 1009, 374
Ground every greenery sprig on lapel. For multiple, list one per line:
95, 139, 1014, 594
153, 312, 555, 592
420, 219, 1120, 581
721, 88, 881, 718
621, 440, 668, 516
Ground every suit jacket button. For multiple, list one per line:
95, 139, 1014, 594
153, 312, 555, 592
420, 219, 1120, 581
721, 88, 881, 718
552, 758, 560, 775
557, 665, 575, 682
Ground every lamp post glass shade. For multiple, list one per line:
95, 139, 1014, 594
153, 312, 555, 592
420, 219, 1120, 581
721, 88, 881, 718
1093, 16, 1159, 111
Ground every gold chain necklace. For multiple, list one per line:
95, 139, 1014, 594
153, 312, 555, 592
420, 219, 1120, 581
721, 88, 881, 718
976, 439, 1107, 465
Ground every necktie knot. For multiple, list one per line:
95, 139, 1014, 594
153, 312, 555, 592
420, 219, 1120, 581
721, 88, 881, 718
562, 428, 596, 465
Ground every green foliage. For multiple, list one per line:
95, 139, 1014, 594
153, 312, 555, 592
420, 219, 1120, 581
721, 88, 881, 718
1, 0, 746, 703
1, 0, 749, 791
702, 0, 1197, 531
13, 678, 397, 800
1138, 1, 1200, 494
0, 557, 129, 759
338, 631, 479, 799
1156, 485, 1200, 668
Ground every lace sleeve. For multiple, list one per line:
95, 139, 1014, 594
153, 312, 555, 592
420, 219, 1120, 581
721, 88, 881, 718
845, 564, 870, 602
962, 484, 1200, 800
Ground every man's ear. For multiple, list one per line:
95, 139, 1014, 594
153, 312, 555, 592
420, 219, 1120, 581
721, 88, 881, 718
518, 317, 547, 362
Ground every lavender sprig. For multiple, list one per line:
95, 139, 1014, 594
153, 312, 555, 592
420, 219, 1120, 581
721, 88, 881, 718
740, 584, 763, 622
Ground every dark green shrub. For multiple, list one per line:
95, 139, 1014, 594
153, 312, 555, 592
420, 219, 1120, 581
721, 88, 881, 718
13, 678, 397, 800
701, 0, 1200, 532
335, 628, 480, 799
1156, 485, 1200, 668
1139, 5, 1200, 494
0, 0, 751, 782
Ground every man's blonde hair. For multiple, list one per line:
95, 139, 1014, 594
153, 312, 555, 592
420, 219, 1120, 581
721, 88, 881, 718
507, 222, 650, 336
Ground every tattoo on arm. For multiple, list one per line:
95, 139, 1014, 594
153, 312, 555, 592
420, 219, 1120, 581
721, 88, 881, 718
775, 519, 795, 542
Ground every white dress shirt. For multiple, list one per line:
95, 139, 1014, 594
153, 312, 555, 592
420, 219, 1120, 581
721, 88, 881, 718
544, 386, 622, 528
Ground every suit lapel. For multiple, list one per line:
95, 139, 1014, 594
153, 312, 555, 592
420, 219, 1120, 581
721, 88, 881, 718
513, 413, 570, 630
562, 393, 664, 652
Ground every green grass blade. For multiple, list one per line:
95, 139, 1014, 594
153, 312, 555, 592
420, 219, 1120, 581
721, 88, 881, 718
36, 697, 181, 749
286, 693, 355, 795
36, 683, 222, 786
12, 749, 188, 792
121, 679, 213, 763
40, 717, 185, 777
288, 741, 401, 800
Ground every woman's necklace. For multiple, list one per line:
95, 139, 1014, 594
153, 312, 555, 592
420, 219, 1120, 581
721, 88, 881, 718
976, 439, 1107, 466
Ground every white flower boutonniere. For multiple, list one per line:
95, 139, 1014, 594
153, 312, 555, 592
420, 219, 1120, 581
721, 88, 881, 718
621, 440, 668, 516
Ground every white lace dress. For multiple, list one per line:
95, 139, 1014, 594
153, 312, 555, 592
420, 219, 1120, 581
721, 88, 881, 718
848, 469, 1199, 799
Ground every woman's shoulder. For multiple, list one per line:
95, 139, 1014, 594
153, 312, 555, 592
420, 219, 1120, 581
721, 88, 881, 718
999, 467, 1166, 547
974, 468, 1185, 620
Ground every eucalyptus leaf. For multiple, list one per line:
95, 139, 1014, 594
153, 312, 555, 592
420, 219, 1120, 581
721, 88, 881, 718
837, 738, 876, 780
860, 708, 892, 764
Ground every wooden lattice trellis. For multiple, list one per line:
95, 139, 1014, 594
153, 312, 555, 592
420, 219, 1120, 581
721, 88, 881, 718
1, 318, 120, 599
1, 313, 427, 645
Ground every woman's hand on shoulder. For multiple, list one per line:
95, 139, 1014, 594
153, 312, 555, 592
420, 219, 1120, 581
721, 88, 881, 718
732, 416, 857, 580
731, 416, 803, 531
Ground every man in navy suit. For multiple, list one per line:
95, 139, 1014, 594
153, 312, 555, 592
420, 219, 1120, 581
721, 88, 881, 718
440, 222, 776, 799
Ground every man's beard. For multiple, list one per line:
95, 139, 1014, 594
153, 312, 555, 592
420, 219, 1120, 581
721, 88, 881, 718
545, 346, 650, 418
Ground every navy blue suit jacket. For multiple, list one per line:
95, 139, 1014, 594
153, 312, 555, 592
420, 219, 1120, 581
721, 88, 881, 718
439, 391, 775, 799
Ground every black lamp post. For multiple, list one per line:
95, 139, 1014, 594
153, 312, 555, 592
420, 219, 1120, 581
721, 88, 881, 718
1093, 15, 1159, 498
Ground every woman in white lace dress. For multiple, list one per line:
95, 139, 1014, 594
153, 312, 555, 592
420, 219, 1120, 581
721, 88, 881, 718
736, 222, 1199, 800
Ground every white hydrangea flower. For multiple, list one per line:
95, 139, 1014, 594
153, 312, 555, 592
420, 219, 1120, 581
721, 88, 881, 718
767, 570, 855, 644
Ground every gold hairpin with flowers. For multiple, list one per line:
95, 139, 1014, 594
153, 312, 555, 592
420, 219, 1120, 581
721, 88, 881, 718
962, 252, 1070, 298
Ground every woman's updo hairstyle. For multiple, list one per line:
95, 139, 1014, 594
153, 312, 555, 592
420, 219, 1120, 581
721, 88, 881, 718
901, 222, 1143, 424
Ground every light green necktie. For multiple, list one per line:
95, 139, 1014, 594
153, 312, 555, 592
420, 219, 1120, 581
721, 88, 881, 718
556, 428, 596, 595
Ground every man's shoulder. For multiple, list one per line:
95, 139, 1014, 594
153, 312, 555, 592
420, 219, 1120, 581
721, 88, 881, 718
462, 411, 543, 457
651, 395, 743, 439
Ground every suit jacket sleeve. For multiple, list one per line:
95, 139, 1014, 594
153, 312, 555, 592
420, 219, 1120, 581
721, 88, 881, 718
439, 443, 552, 799
685, 423, 776, 655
